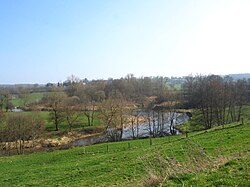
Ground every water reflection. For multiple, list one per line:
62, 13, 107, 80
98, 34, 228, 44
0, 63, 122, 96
72, 112, 190, 146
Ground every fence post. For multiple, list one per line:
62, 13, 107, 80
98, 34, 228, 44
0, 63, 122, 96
106, 144, 109, 153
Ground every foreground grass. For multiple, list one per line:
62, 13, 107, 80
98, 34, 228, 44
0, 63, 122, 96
0, 121, 249, 186
163, 155, 250, 187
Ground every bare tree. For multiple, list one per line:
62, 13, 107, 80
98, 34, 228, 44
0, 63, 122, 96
64, 75, 82, 97
127, 108, 141, 139
43, 89, 66, 131
99, 98, 127, 141
63, 96, 81, 131
77, 84, 106, 127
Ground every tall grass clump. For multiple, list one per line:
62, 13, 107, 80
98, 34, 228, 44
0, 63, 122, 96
140, 140, 230, 187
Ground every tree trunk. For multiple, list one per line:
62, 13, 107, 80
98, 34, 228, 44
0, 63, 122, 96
91, 104, 95, 126
54, 109, 59, 131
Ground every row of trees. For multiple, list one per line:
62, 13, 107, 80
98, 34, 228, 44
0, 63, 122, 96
183, 75, 249, 129
42, 89, 96, 131
62, 74, 171, 106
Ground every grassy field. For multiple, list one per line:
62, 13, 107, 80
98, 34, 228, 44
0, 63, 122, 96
12, 92, 44, 106
10, 92, 102, 133
13, 111, 102, 134
0, 120, 249, 186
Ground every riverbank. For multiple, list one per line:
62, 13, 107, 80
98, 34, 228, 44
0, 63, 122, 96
0, 132, 102, 156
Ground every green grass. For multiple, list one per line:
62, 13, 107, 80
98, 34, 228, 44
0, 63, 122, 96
18, 111, 101, 133
44, 112, 101, 132
12, 92, 44, 106
164, 156, 250, 187
242, 105, 250, 120
0, 119, 249, 186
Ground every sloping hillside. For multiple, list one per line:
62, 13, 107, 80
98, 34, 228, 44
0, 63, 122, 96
0, 121, 249, 186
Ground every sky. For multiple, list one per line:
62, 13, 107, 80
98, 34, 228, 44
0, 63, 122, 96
0, 0, 250, 84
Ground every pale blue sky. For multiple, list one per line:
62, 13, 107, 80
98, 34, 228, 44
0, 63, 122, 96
0, 0, 250, 84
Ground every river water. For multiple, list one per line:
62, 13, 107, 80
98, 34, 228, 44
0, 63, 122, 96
71, 112, 190, 146
122, 112, 189, 139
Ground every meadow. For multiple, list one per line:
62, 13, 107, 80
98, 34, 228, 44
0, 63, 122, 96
11, 92, 44, 106
0, 120, 249, 186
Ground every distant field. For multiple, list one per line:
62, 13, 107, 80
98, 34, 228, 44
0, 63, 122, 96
12, 92, 44, 106
44, 111, 101, 132
15, 111, 102, 134
10, 92, 102, 133
0, 120, 249, 186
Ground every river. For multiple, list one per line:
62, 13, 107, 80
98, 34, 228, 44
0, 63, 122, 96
71, 112, 190, 146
